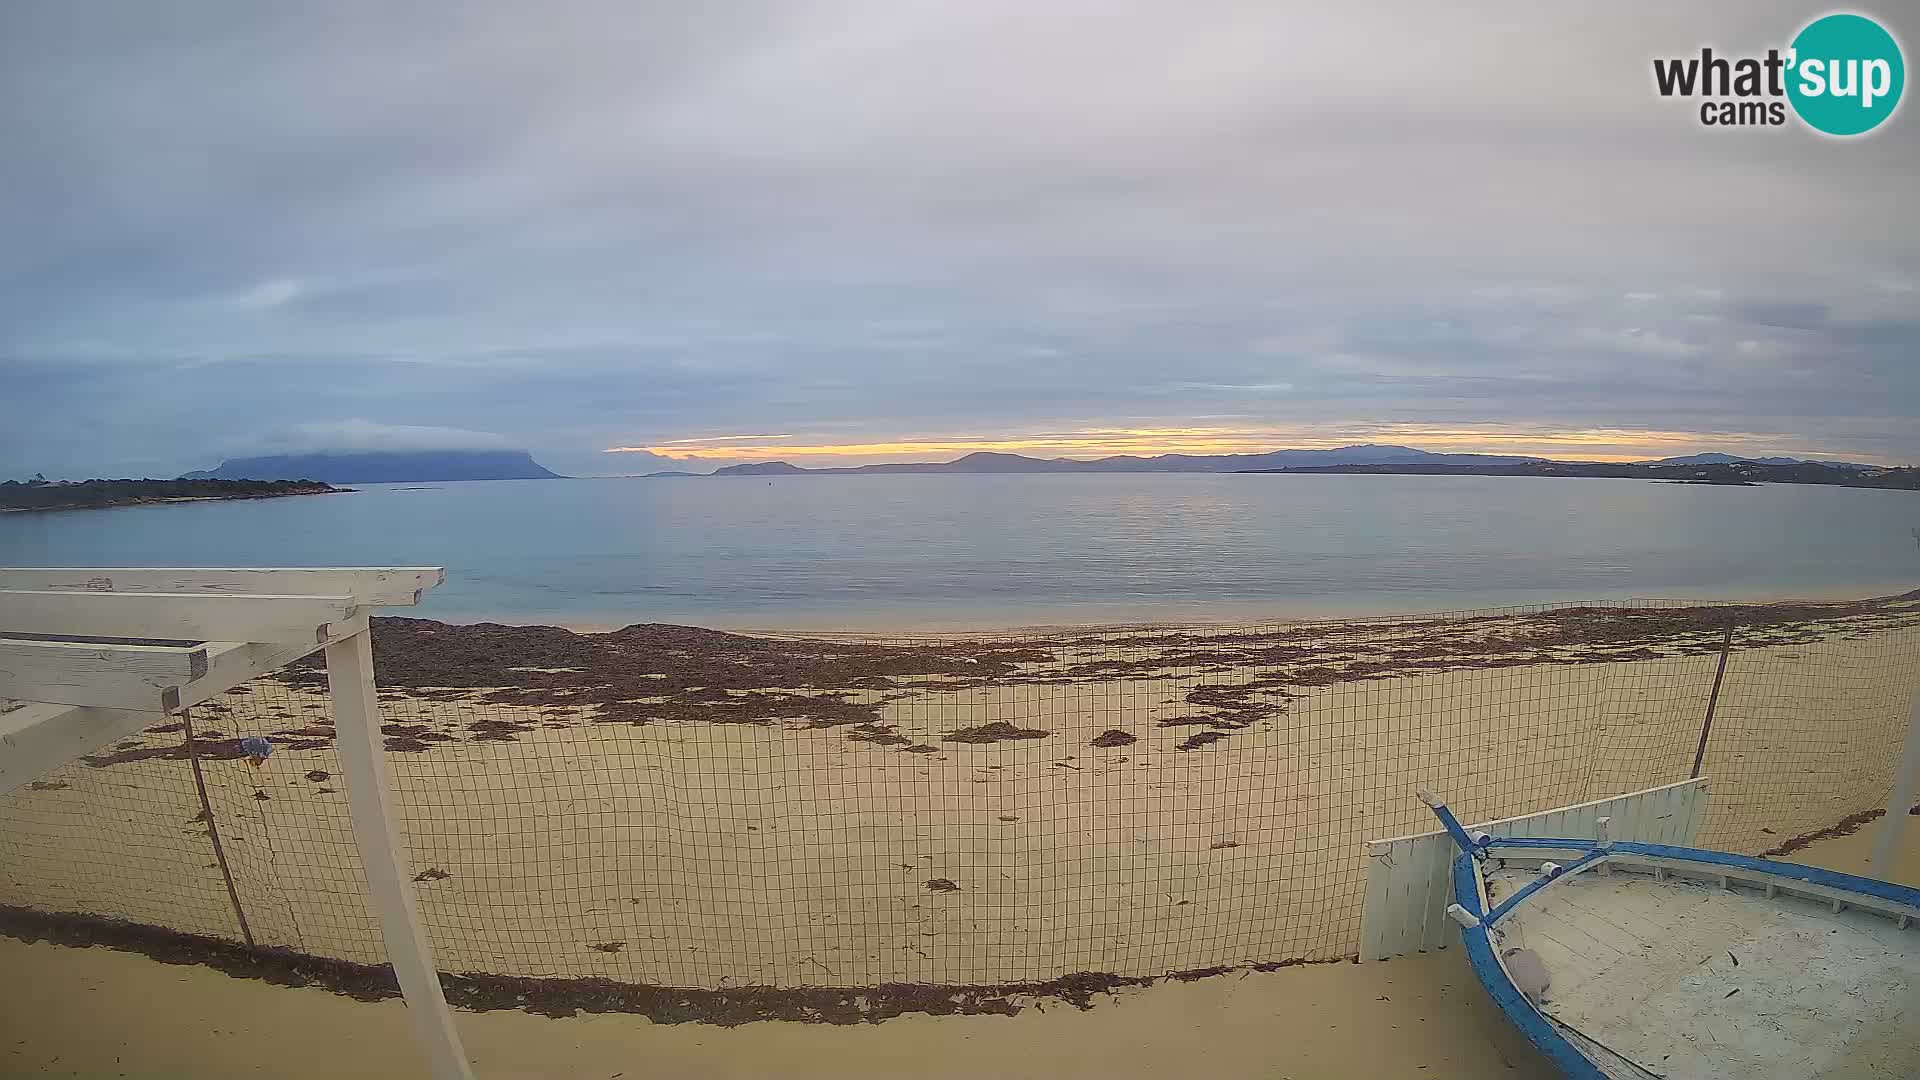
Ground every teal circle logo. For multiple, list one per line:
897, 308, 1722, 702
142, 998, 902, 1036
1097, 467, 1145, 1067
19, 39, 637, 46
1787, 13, 1905, 135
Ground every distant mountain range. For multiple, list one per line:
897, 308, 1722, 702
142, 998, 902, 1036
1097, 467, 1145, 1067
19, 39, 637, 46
686, 444, 1550, 477
1244, 459, 1917, 491
170, 443, 1894, 488
182, 449, 564, 483
1638, 453, 1877, 470
656, 444, 1895, 480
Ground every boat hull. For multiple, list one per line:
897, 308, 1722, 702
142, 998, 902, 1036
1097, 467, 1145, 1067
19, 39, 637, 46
1450, 839, 1920, 1080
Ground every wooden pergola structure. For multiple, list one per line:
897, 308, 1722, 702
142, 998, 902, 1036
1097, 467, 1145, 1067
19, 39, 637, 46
0, 567, 474, 1080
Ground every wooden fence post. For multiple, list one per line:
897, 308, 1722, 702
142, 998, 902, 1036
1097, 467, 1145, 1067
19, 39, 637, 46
326, 629, 475, 1080
180, 706, 254, 948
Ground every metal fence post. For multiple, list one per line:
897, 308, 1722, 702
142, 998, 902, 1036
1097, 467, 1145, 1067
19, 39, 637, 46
326, 629, 475, 1080
1689, 618, 1736, 779
1869, 692, 1920, 877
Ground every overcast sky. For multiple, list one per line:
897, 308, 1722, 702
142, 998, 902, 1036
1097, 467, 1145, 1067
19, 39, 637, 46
2, 1, 1916, 478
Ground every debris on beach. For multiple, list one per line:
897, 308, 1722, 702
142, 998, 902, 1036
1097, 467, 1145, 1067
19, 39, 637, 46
192, 598, 1920, 771
381, 723, 453, 753
942, 722, 1049, 744
1176, 731, 1232, 750
924, 878, 960, 892
589, 941, 626, 954
272, 618, 1055, 734
412, 867, 452, 883
468, 718, 533, 742
1090, 729, 1136, 747
304, 770, 330, 783
83, 737, 256, 767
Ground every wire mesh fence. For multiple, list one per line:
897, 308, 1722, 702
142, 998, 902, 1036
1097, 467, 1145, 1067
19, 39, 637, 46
2, 595, 1917, 1002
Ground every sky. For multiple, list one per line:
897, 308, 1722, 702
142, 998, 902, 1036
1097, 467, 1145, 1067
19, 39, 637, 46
2, 1, 1917, 479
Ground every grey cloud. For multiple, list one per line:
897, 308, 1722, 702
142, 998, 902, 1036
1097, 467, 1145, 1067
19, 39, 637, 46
1727, 301, 1830, 330
245, 420, 514, 454
2, 1, 1918, 477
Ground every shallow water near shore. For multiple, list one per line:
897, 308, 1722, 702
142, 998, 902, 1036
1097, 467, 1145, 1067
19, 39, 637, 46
1, 472, 1915, 629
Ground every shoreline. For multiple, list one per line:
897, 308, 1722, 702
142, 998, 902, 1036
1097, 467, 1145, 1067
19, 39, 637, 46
0, 478, 345, 514
420, 583, 1920, 637
0, 490, 351, 514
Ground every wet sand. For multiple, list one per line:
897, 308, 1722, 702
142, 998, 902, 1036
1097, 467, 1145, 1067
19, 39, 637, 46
441, 583, 1920, 637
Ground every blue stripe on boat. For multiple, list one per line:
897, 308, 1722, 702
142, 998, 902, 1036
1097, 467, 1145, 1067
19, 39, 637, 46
1450, 850, 1609, 1079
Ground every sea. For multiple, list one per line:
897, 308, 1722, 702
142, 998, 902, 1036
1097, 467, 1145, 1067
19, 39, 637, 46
3, 473, 1916, 631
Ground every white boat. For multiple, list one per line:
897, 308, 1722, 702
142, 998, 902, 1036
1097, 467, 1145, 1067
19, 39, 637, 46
1421, 791, 1920, 1079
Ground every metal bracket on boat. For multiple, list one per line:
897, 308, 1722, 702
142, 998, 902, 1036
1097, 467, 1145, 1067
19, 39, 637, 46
1592, 816, 1614, 874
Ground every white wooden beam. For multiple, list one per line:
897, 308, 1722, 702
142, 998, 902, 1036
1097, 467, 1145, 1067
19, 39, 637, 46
0, 590, 356, 644
0, 700, 150, 794
191, 615, 367, 709
0, 614, 372, 713
326, 629, 474, 1080
0, 638, 211, 713
0, 616, 368, 790
0, 567, 443, 608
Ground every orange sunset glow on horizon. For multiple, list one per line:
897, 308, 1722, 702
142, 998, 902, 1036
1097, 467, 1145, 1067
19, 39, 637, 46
606, 424, 1853, 466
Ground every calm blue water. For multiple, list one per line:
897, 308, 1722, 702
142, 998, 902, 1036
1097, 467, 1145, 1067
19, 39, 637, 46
2, 474, 1916, 629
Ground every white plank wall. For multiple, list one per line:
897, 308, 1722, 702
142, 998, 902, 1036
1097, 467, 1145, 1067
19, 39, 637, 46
1357, 778, 1709, 961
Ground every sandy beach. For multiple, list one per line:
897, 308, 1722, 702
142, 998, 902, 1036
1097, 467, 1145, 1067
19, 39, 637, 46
4, 594, 1918, 1028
